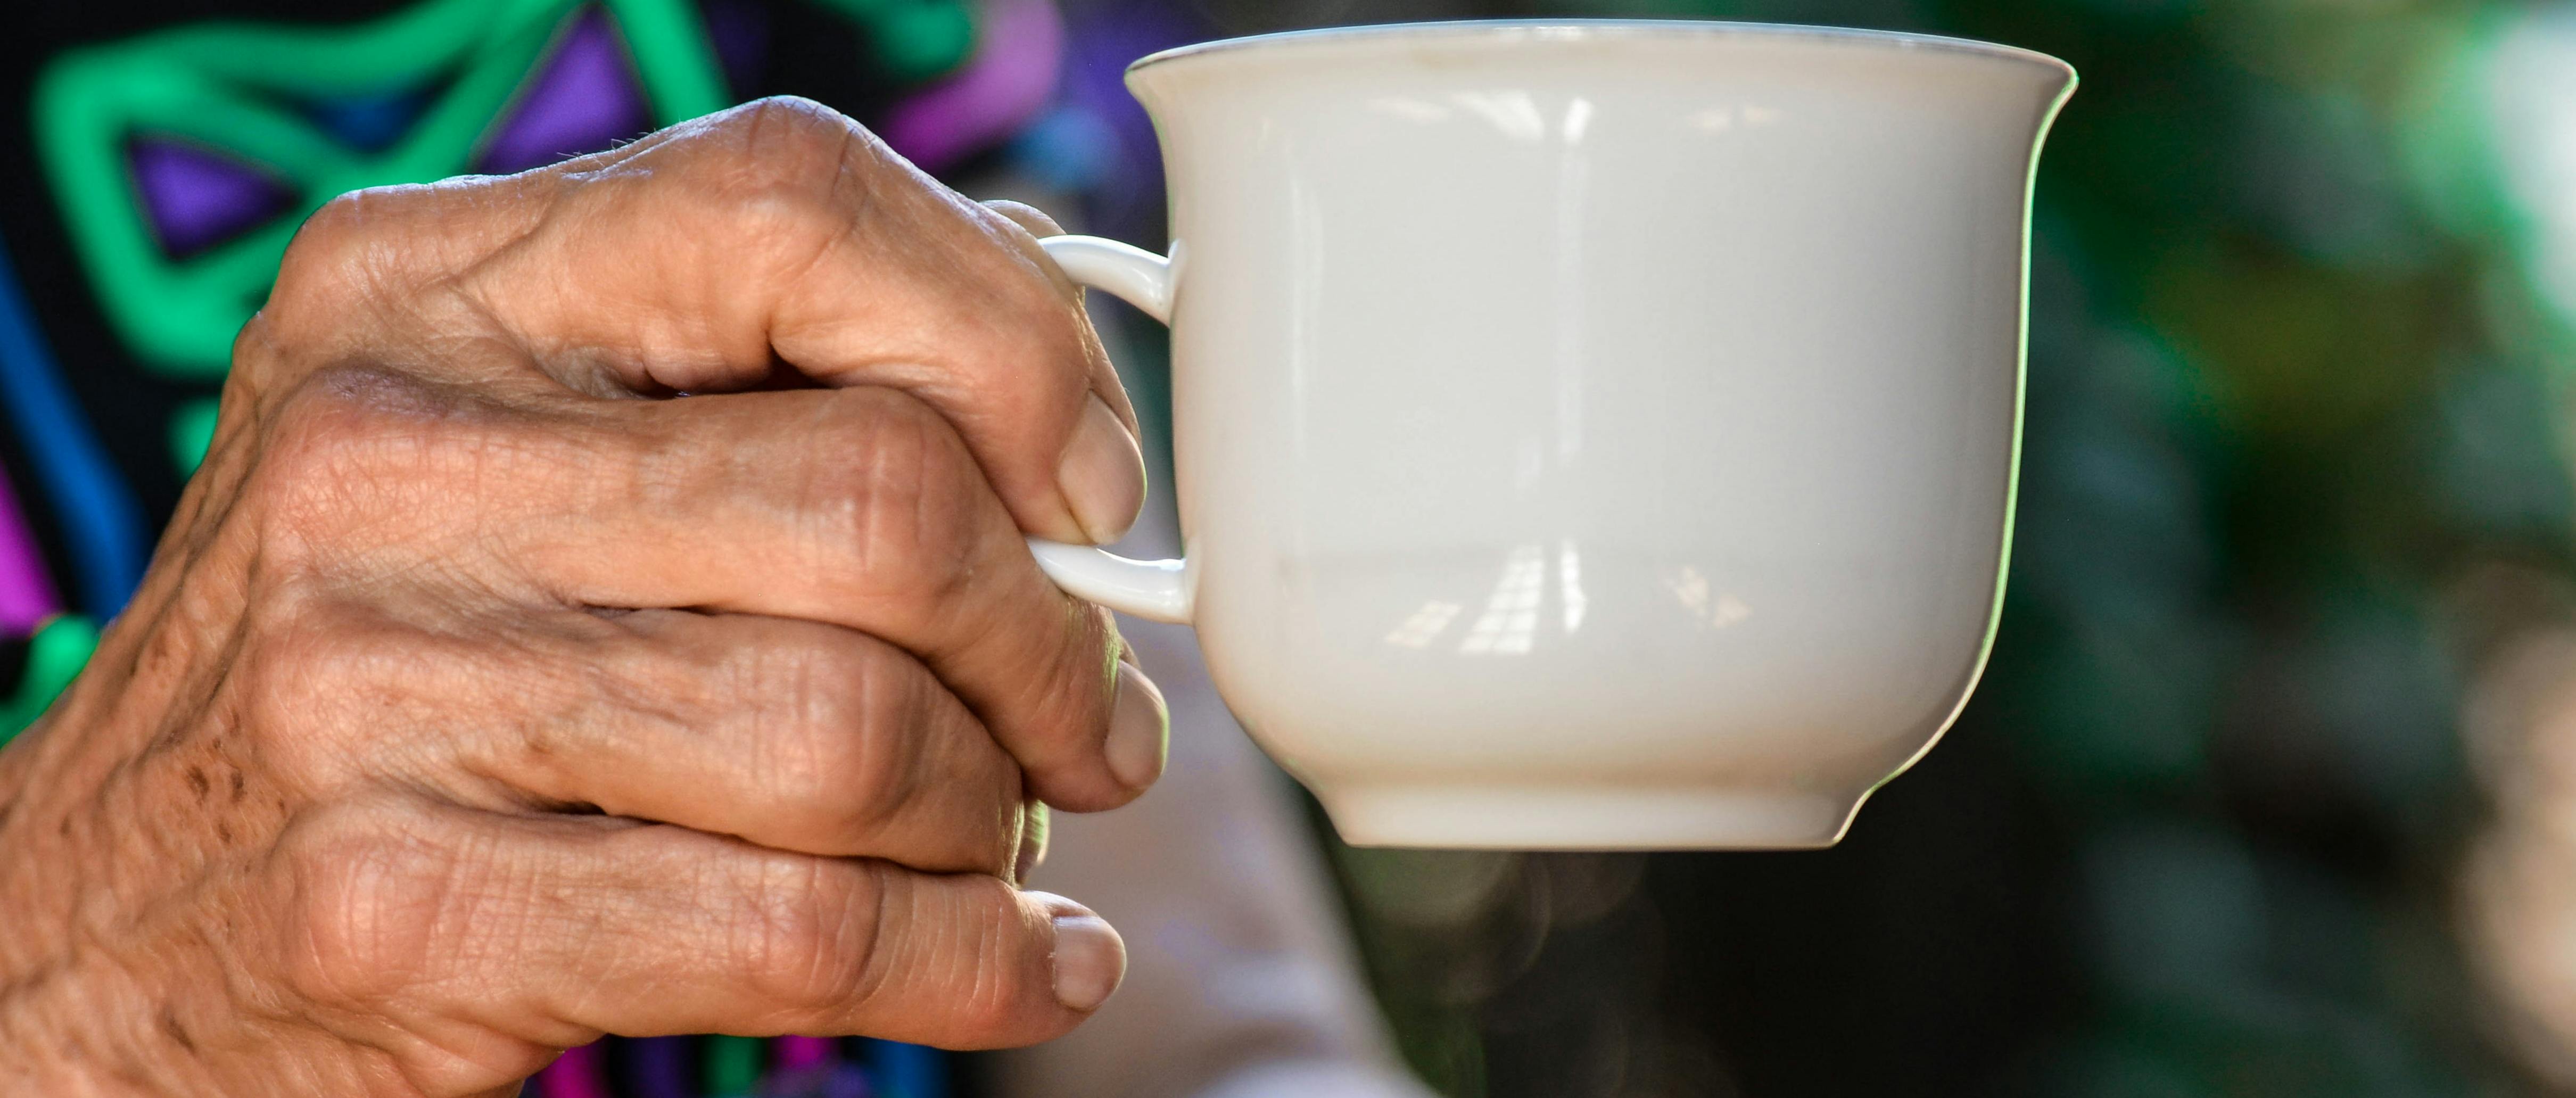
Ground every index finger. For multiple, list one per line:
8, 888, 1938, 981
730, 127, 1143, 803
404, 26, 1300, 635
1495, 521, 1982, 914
272, 96, 1145, 545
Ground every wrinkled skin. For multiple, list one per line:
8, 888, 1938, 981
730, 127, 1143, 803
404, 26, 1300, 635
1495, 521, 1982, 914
0, 97, 1168, 1096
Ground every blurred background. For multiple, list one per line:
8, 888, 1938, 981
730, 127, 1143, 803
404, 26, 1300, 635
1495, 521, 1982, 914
9, 0, 2576, 1095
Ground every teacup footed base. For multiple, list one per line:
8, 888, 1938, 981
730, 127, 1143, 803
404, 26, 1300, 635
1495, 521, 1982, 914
1317, 783, 1865, 851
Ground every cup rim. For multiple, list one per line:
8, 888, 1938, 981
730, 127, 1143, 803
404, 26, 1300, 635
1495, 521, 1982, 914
1128, 19, 2075, 81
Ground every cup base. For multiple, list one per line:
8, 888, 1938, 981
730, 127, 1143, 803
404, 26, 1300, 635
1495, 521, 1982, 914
1317, 783, 1864, 850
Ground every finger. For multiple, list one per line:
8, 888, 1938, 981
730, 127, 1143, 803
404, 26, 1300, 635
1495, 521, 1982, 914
262, 601, 1030, 873
516, 386, 1167, 812
244, 367, 1170, 811
274, 97, 1148, 543
275, 800, 1127, 1053
982, 199, 1067, 245
976, 202, 1087, 329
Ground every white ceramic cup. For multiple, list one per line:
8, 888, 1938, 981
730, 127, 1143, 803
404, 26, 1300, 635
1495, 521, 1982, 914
1029, 21, 2076, 849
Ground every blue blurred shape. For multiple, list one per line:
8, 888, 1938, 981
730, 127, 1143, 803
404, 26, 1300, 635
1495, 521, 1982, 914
857, 1040, 943, 1098
0, 237, 147, 617
1010, 104, 1119, 192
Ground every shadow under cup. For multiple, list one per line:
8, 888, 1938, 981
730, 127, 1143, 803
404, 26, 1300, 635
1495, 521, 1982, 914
1035, 21, 2078, 849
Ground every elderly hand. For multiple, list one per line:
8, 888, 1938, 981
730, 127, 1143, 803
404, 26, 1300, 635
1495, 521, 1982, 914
0, 97, 1166, 1096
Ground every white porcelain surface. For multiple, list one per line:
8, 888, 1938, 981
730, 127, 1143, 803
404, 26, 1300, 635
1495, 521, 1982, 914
1033, 20, 2075, 849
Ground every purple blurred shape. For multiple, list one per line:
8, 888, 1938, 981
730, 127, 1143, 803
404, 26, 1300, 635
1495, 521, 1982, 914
0, 461, 62, 635
880, 0, 1064, 172
1053, 2, 1204, 233
822, 1064, 876, 1098
534, 1042, 613, 1098
761, 1061, 876, 1098
481, 11, 650, 175
1060, 2, 1194, 154
129, 139, 294, 257
777, 1035, 837, 1070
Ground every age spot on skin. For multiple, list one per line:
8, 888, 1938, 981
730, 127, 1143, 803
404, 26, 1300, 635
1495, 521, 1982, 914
185, 766, 210, 802
229, 771, 246, 804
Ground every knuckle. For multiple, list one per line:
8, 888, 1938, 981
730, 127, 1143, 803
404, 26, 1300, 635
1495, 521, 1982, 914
273, 802, 458, 1011
252, 367, 420, 500
271, 192, 371, 301
686, 96, 879, 263
820, 391, 984, 606
266, 187, 422, 337
237, 598, 399, 781
743, 635, 923, 840
229, 312, 287, 388
741, 856, 884, 1009
245, 365, 474, 550
722, 96, 865, 166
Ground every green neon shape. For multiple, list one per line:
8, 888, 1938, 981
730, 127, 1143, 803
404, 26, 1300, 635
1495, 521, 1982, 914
35, 0, 973, 378
825, 0, 977, 80
0, 615, 101, 742
170, 395, 221, 476
703, 1034, 764, 1095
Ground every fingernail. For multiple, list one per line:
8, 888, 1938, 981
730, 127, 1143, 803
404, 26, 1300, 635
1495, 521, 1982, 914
1105, 661, 1169, 791
1049, 912, 1127, 1012
1057, 394, 1146, 544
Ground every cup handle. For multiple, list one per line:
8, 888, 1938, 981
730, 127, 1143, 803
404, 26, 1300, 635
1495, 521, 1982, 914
1025, 235, 1192, 625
